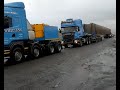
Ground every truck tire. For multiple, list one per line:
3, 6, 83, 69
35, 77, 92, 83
87, 40, 89, 45
31, 45, 40, 58
96, 39, 98, 43
88, 38, 91, 44
56, 44, 62, 53
86, 38, 89, 45
80, 40, 83, 47
49, 45, 55, 54
10, 47, 24, 64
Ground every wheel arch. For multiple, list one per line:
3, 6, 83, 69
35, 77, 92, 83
10, 41, 24, 53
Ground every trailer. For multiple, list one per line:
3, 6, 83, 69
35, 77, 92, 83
4, 2, 62, 64
84, 23, 112, 42
89, 23, 111, 38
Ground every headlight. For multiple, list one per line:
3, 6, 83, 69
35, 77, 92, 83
74, 40, 78, 43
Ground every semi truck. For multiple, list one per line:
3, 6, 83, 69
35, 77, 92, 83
61, 19, 102, 48
4, 2, 62, 64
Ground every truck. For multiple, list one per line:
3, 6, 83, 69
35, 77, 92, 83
4, 2, 62, 64
61, 19, 102, 48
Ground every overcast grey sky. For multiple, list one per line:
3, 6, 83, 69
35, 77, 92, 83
4, 0, 116, 34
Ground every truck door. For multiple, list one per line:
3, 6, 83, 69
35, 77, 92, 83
4, 16, 23, 46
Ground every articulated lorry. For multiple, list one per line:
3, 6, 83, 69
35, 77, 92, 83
4, 2, 62, 64
61, 19, 102, 47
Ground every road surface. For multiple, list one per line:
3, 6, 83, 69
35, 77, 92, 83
4, 38, 116, 90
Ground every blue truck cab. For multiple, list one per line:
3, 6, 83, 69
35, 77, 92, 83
61, 19, 91, 47
61, 19, 85, 38
4, 2, 62, 64
4, 2, 29, 46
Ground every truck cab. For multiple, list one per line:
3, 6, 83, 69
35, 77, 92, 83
4, 2, 36, 63
4, 2, 31, 46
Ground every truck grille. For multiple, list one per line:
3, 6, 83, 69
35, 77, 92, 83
63, 35, 74, 43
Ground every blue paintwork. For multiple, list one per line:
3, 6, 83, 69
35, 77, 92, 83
35, 25, 59, 41
61, 19, 85, 39
4, 2, 25, 8
4, 2, 29, 46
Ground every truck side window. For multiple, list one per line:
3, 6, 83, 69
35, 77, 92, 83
4, 16, 12, 29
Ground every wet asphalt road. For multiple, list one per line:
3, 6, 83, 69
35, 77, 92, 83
4, 38, 116, 90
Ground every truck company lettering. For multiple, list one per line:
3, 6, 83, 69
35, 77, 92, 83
5, 11, 17, 14
4, 28, 22, 32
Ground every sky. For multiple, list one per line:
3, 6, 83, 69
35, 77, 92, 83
4, 0, 116, 34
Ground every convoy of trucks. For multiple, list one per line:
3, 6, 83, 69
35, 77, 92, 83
4, 2, 113, 64
61, 19, 104, 47
61, 19, 90, 47
61, 19, 112, 47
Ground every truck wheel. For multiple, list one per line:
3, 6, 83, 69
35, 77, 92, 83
89, 38, 91, 44
96, 39, 98, 43
32, 45, 40, 58
86, 38, 89, 45
10, 47, 24, 64
56, 44, 62, 53
49, 45, 55, 54
86, 40, 89, 45
80, 40, 83, 47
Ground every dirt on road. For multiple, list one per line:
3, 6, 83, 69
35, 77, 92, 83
4, 37, 116, 90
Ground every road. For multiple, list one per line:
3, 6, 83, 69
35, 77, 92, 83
4, 38, 116, 90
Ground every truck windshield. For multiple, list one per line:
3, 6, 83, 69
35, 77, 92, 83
61, 27, 79, 32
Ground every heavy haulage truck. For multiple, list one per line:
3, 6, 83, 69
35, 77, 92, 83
61, 19, 103, 48
4, 2, 62, 64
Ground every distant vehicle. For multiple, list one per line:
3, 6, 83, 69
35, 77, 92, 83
4, 2, 62, 64
61, 19, 102, 48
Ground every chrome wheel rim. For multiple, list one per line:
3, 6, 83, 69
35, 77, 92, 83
87, 41, 88, 44
15, 51, 22, 61
58, 45, 61, 51
50, 46, 54, 53
34, 48, 39, 57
